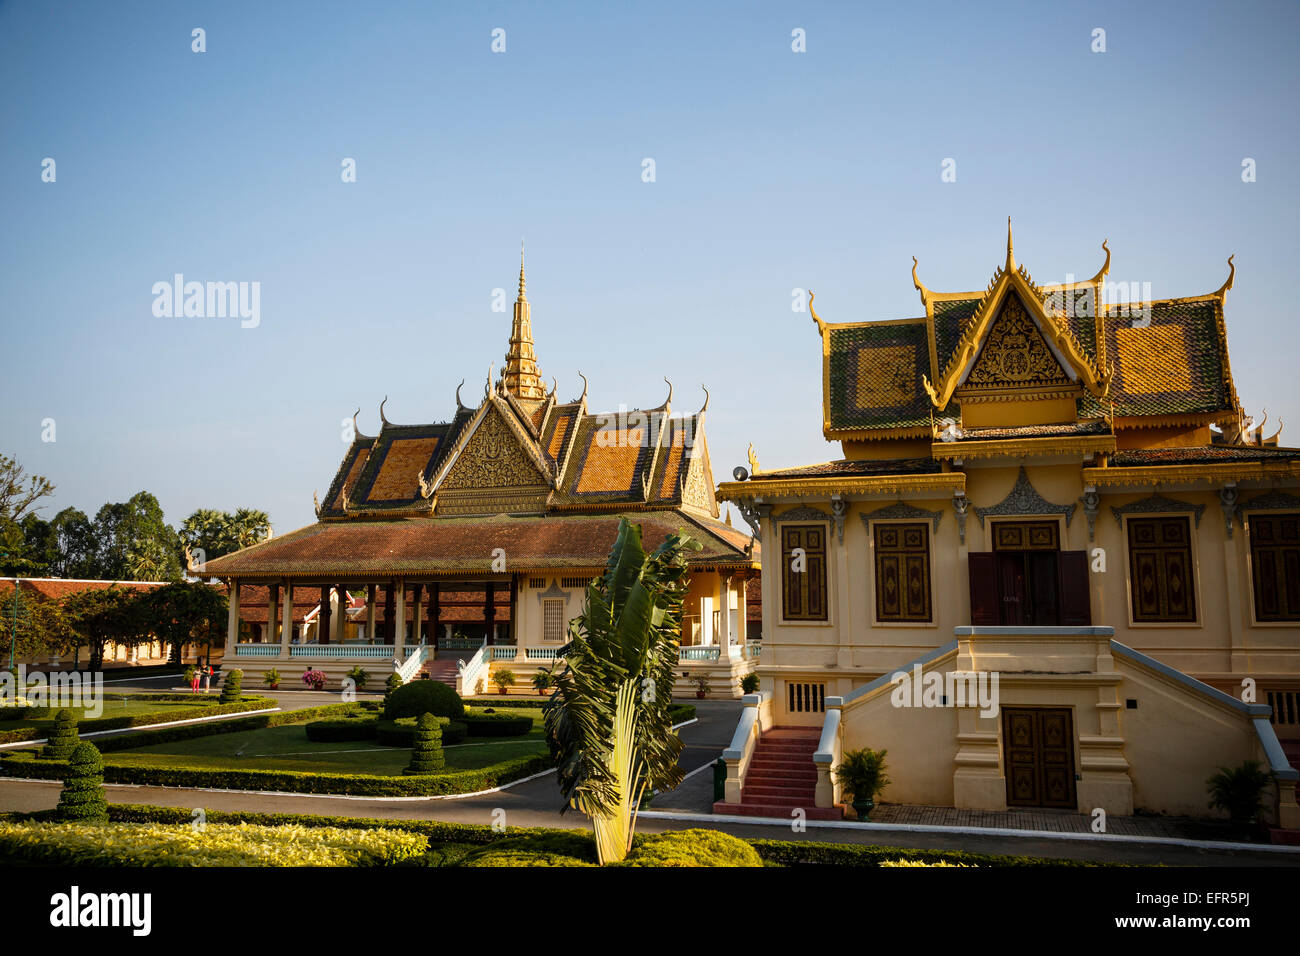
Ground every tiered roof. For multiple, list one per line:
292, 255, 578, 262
206, 256, 754, 580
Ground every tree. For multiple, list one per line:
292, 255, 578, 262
179, 507, 271, 573
90, 492, 181, 582
404, 712, 444, 774
55, 742, 109, 822
143, 580, 226, 666
0, 586, 77, 665
543, 518, 699, 864
63, 586, 146, 671
0, 453, 56, 576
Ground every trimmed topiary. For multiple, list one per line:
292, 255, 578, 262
621, 829, 762, 867
404, 713, 444, 775
384, 680, 464, 721
42, 708, 79, 760
220, 668, 243, 704
55, 742, 109, 822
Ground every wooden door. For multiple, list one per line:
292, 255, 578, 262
1003, 707, 1076, 808
997, 552, 1027, 625
1025, 552, 1060, 625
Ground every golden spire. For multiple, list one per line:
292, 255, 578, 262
1005, 217, 1015, 272
502, 242, 544, 400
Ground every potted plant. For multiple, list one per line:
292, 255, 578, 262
531, 667, 555, 696
833, 748, 890, 821
345, 666, 369, 691
692, 673, 709, 699
1207, 760, 1270, 834
494, 669, 516, 696
263, 668, 281, 691
740, 672, 760, 695
301, 668, 327, 691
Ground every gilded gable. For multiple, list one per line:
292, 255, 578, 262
961, 295, 1073, 394
441, 407, 550, 492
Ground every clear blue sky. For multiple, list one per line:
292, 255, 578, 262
2, 0, 1297, 535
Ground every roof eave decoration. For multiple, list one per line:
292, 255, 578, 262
921, 251, 1112, 412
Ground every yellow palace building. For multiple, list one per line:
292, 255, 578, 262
716, 224, 1300, 824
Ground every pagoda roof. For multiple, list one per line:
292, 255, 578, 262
813, 229, 1240, 439
201, 509, 755, 581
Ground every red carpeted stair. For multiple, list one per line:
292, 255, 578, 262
713, 727, 844, 820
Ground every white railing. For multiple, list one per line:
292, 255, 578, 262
233, 644, 280, 658
745, 642, 762, 659
720, 692, 769, 805
443, 635, 484, 650
522, 646, 562, 661
813, 698, 844, 808
679, 646, 721, 662
289, 645, 397, 660
394, 645, 428, 683
491, 647, 518, 660
456, 639, 490, 696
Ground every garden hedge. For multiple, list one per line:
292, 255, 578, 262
20, 805, 1104, 867
0, 749, 552, 797
460, 713, 533, 737
375, 717, 466, 747
384, 681, 464, 720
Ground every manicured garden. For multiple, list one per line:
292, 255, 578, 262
0, 803, 1100, 867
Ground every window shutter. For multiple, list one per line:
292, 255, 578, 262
968, 552, 999, 626
1057, 550, 1092, 626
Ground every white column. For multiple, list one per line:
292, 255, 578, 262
267, 586, 279, 652
718, 573, 733, 656
226, 582, 240, 650
333, 586, 346, 642
394, 581, 406, 651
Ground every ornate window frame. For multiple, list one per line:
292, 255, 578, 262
861, 512, 937, 629
1120, 511, 1203, 629
776, 517, 833, 627
1240, 495, 1300, 628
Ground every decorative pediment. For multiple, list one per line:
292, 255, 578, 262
1110, 493, 1206, 528
975, 467, 1076, 528
1237, 491, 1300, 513
921, 225, 1111, 411
774, 505, 832, 522
959, 294, 1075, 396
435, 403, 553, 495
860, 500, 943, 534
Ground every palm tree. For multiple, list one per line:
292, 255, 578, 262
543, 518, 700, 864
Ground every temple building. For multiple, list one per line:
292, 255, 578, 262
716, 224, 1300, 825
203, 254, 759, 696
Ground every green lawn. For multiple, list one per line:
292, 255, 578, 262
103, 707, 549, 776
2, 696, 223, 734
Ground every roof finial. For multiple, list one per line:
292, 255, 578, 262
808, 289, 826, 333
1214, 254, 1235, 299
698, 384, 710, 415
1005, 217, 1015, 272
379, 396, 390, 426
518, 239, 526, 302
576, 370, 589, 405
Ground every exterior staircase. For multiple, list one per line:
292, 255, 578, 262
713, 726, 844, 821
424, 658, 460, 688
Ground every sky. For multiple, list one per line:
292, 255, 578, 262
2, 0, 1297, 536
